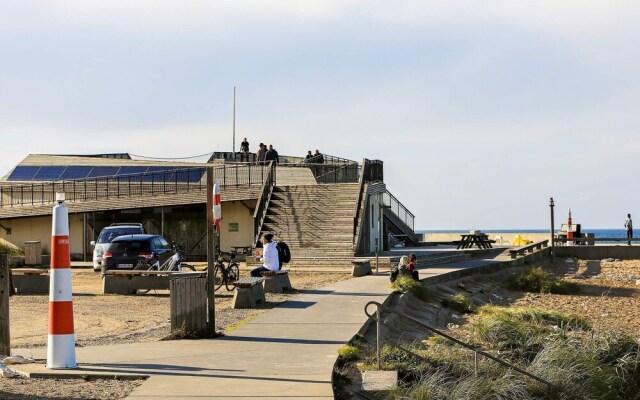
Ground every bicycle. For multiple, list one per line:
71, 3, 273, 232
133, 244, 196, 293
208, 250, 240, 291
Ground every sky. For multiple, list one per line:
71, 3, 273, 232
1, 1, 639, 230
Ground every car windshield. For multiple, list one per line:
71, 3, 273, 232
108, 240, 150, 253
98, 227, 142, 243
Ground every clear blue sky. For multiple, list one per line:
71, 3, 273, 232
1, 1, 638, 229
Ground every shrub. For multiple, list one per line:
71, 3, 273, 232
337, 345, 360, 361
0, 238, 23, 256
505, 267, 580, 294
391, 275, 429, 301
442, 292, 474, 313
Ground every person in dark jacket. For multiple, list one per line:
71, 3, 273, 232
265, 144, 279, 165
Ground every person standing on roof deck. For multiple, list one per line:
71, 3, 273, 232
625, 214, 633, 245
256, 143, 267, 164
304, 150, 313, 163
251, 233, 280, 277
240, 137, 250, 161
265, 144, 279, 165
314, 149, 324, 164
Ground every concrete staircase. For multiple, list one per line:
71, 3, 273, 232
250, 183, 361, 270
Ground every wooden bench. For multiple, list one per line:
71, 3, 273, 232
11, 268, 49, 294
260, 270, 292, 293
232, 277, 266, 309
102, 270, 179, 295
351, 259, 372, 277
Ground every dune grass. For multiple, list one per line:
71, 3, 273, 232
505, 266, 580, 294
441, 292, 474, 314
391, 275, 429, 301
361, 304, 640, 400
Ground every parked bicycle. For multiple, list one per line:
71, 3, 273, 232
203, 250, 240, 291
132, 244, 196, 294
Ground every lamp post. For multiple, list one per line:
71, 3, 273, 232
549, 197, 555, 263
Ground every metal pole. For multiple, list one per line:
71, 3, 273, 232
83, 213, 87, 262
206, 167, 217, 334
550, 197, 555, 263
376, 306, 381, 370
232, 86, 236, 155
0, 252, 10, 356
375, 237, 379, 275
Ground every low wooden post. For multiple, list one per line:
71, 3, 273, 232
0, 252, 10, 356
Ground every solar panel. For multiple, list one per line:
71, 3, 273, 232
117, 166, 148, 176
7, 166, 41, 181
87, 167, 120, 178
60, 166, 93, 180
33, 166, 66, 181
175, 168, 205, 183
140, 167, 170, 182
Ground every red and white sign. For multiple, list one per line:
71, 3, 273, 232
213, 181, 221, 231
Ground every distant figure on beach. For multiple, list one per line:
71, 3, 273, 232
256, 143, 267, 164
251, 233, 280, 277
265, 144, 279, 165
304, 150, 313, 163
314, 149, 324, 164
240, 137, 250, 161
625, 214, 633, 245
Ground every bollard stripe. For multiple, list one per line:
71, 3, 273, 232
50, 235, 71, 269
49, 269, 73, 302
49, 301, 75, 335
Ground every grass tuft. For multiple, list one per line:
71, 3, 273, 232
504, 267, 580, 294
441, 292, 474, 313
391, 275, 429, 301
337, 345, 360, 361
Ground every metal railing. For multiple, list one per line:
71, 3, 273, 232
364, 301, 557, 390
253, 161, 277, 244
382, 190, 414, 231
0, 164, 270, 208
353, 159, 369, 241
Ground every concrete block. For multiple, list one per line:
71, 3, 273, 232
232, 284, 266, 309
362, 370, 398, 391
102, 275, 171, 295
262, 275, 283, 293
351, 259, 372, 277
13, 274, 49, 294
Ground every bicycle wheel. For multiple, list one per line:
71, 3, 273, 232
179, 263, 196, 272
225, 263, 240, 291
213, 264, 224, 291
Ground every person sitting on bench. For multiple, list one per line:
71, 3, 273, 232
251, 233, 280, 277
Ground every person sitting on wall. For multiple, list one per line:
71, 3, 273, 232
251, 233, 280, 277
407, 253, 420, 281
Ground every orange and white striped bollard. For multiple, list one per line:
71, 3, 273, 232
47, 192, 77, 369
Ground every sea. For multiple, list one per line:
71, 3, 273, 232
417, 229, 628, 239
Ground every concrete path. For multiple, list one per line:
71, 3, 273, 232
24, 253, 512, 399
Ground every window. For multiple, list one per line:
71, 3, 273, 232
228, 223, 239, 232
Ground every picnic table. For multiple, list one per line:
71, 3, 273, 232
456, 233, 494, 249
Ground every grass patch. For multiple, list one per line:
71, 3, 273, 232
505, 267, 580, 294
337, 345, 360, 361
391, 275, 429, 301
0, 238, 23, 256
441, 292, 474, 313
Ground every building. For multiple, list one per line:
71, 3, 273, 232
0, 152, 415, 267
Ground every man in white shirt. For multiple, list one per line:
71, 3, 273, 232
251, 233, 280, 277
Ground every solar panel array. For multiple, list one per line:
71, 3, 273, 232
7, 165, 205, 183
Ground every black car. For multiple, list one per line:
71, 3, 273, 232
101, 234, 174, 271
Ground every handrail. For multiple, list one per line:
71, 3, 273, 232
353, 159, 368, 243
364, 301, 558, 390
313, 163, 360, 184
382, 190, 415, 231
253, 161, 276, 245
0, 164, 268, 208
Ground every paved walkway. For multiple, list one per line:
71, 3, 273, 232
25, 252, 511, 399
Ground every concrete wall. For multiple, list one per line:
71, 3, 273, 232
425, 232, 551, 246
0, 213, 85, 255
219, 200, 256, 251
555, 245, 640, 259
